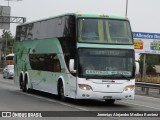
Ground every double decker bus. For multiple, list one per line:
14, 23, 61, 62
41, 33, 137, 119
14, 13, 139, 104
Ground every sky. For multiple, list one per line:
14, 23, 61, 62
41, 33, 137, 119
0, 0, 160, 36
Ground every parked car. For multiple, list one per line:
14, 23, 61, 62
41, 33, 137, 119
3, 65, 14, 79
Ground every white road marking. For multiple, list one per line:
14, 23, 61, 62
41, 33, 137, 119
15, 90, 89, 111
135, 94, 160, 101
18, 90, 160, 112
120, 101, 160, 110
1, 78, 160, 112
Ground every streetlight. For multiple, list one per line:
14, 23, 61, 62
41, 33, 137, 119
125, 0, 128, 16
4, 0, 22, 6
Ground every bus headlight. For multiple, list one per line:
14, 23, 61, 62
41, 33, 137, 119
124, 85, 134, 91
78, 84, 92, 91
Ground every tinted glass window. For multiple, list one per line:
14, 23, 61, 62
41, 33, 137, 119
16, 15, 76, 41
6, 56, 14, 60
78, 48, 134, 79
78, 18, 133, 44
29, 54, 61, 72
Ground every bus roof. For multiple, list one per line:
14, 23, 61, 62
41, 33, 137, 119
74, 12, 128, 19
17, 12, 129, 26
6, 53, 14, 57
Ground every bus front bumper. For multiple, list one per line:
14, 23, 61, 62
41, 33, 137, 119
76, 90, 134, 100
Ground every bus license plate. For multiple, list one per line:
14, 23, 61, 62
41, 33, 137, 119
103, 96, 112, 99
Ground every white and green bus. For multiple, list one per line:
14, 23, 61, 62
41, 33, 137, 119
14, 13, 139, 104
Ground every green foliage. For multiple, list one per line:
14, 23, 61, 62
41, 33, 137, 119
146, 54, 159, 65
0, 30, 15, 54
146, 65, 156, 74
146, 54, 158, 74
139, 54, 159, 75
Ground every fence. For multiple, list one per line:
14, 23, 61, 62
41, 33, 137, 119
136, 82, 160, 95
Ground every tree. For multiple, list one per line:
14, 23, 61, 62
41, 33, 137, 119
0, 30, 15, 61
138, 54, 158, 75
0, 30, 15, 54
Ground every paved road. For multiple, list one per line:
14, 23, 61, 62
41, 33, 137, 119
0, 74, 160, 120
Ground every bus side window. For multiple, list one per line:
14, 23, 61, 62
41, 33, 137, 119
54, 60, 61, 72
53, 55, 61, 72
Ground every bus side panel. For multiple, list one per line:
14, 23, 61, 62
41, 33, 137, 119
14, 38, 77, 98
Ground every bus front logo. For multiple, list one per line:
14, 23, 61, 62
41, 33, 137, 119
107, 85, 110, 88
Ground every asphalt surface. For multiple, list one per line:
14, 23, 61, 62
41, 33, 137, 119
0, 74, 160, 120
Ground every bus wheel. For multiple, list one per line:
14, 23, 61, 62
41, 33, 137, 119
20, 80, 23, 89
22, 80, 27, 92
59, 82, 66, 101
19, 75, 23, 89
105, 99, 115, 105
25, 80, 30, 92
23, 79, 30, 92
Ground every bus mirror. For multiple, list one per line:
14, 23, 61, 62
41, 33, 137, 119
69, 59, 76, 73
135, 62, 139, 75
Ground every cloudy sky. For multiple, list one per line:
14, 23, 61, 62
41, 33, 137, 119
0, 0, 160, 35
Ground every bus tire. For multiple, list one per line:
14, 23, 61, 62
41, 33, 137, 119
19, 74, 23, 90
58, 81, 67, 102
23, 75, 30, 93
105, 99, 115, 105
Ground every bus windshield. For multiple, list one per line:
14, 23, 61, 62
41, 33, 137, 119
78, 18, 133, 44
78, 48, 134, 79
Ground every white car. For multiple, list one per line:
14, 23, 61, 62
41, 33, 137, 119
3, 65, 14, 79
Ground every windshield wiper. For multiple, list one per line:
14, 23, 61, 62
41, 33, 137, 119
115, 74, 130, 81
106, 74, 130, 81
85, 74, 130, 80
85, 76, 108, 80
85, 75, 96, 80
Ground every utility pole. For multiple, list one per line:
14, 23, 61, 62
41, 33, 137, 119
125, 0, 128, 16
4, 29, 8, 64
142, 54, 146, 78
